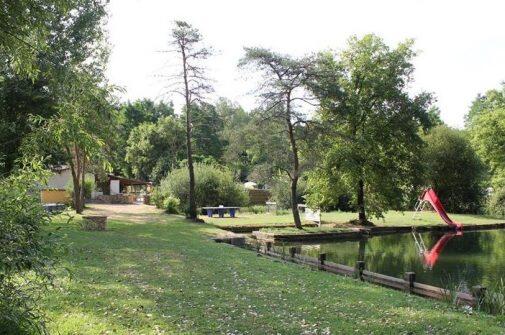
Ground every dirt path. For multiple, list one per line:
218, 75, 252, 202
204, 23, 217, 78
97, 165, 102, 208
83, 203, 169, 223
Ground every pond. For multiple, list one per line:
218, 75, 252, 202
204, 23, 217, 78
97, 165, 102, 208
274, 229, 505, 292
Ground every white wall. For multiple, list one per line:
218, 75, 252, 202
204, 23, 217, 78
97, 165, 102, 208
110, 180, 120, 195
47, 170, 72, 189
46, 170, 94, 189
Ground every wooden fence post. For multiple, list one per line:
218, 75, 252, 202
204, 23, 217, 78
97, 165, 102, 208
471, 285, 486, 306
355, 261, 365, 280
318, 253, 326, 270
289, 247, 297, 258
404, 272, 416, 293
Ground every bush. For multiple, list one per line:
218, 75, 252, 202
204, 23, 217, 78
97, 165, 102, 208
270, 175, 307, 210
0, 160, 57, 334
163, 196, 180, 214
487, 188, 505, 218
150, 187, 164, 208
156, 163, 248, 214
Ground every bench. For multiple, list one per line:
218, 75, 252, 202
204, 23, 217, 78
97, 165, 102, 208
202, 206, 240, 218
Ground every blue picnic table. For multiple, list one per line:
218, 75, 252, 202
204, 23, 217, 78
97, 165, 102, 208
202, 206, 240, 218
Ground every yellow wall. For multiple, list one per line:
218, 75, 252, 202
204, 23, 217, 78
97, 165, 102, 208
41, 189, 70, 204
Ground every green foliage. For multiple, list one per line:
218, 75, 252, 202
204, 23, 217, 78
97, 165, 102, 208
149, 187, 164, 208
487, 188, 505, 218
0, 1, 72, 78
465, 84, 505, 127
270, 175, 307, 209
426, 106, 445, 128
423, 125, 485, 213
0, 0, 109, 176
163, 196, 180, 214
307, 34, 432, 220
66, 175, 95, 200
0, 159, 56, 334
157, 163, 248, 214
242, 205, 266, 214
125, 116, 186, 183
470, 106, 505, 188
216, 98, 252, 180
192, 102, 224, 159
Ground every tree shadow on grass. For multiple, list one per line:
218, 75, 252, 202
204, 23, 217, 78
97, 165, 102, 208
43, 214, 504, 334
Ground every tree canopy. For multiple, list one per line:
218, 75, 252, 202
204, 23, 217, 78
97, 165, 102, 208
306, 35, 433, 223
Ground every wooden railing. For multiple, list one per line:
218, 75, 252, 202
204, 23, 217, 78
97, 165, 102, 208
235, 241, 485, 307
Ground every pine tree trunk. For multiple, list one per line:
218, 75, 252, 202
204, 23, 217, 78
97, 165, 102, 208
291, 176, 302, 229
181, 47, 197, 220
286, 92, 302, 229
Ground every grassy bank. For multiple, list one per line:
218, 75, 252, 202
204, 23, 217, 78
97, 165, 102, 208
42, 206, 504, 334
206, 210, 504, 228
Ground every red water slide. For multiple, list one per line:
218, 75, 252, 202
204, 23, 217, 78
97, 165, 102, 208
420, 188, 463, 229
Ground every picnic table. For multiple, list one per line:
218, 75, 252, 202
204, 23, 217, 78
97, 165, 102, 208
202, 206, 240, 218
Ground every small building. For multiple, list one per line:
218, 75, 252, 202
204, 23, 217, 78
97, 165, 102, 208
94, 174, 152, 204
40, 165, 94, 204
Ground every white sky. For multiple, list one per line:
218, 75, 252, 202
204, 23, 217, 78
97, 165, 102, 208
106, 0, 505, 128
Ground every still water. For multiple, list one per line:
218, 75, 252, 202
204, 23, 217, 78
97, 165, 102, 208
275, 229, 505, 291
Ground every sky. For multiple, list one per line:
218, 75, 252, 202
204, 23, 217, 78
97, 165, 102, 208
106, 0, 505, 128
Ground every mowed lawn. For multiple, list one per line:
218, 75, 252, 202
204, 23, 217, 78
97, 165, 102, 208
42, 205, 505, 334
206, 210, 505, 228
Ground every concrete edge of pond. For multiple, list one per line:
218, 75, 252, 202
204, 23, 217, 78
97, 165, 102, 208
215, 222, 319, 233
252, 222, 505, 243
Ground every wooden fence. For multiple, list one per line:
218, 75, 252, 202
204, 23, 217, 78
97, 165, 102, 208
233, 241, 485, 307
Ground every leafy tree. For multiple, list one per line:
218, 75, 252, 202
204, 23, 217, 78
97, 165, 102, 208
307, 35, 432, 224
28, 72, 116, 213
191, 102, 224, 159
423, 125, 485, 213
216, 98, 252, 180
21, 0, 113, 213
111, 99, 175, 176
120, 99, 175, 133
125, 116, 186, 183
0, 73, 58, 174
239, 48, 315, 228
465, 84, 505, 127
0, 0, 71, 77
0, 0, 109, 176
467, 84, 505, 188
426, 105, 444, 128
168, 21, 213, 220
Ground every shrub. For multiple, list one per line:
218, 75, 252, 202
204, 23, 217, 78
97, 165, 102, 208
163, 196, 180, 214
157, 163, 248, 214
0, 160, 57, 334
150, 187, 165, 208
487, 188, 505, 218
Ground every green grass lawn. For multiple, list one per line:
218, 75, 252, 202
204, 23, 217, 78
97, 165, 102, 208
41, 206, 505, 334
206, 210, 505, 228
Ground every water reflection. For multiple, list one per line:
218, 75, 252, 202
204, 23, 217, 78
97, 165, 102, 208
414, 232, 460, 269
277, 229, 505, 290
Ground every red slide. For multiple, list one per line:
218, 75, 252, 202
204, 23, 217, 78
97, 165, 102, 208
421, 188, 463, 229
